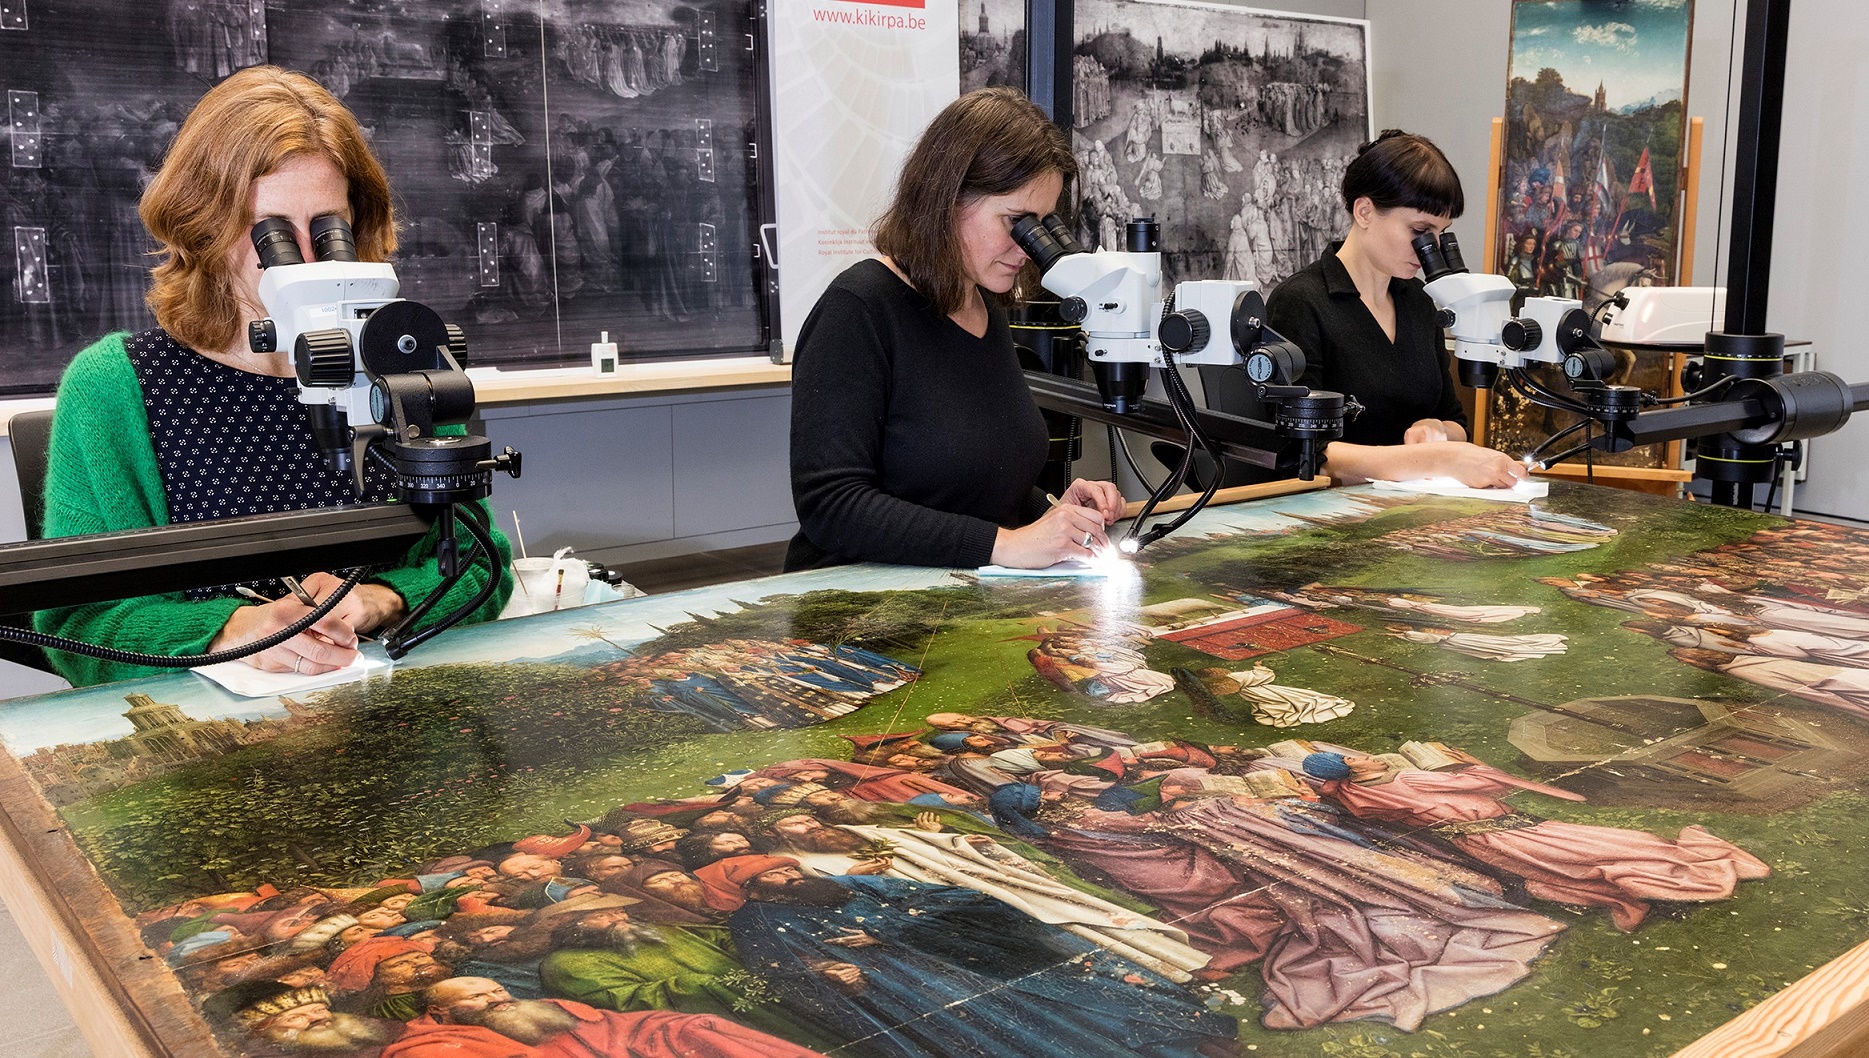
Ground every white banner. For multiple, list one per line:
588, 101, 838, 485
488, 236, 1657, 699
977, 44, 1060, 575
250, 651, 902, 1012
768, 0, 960, 353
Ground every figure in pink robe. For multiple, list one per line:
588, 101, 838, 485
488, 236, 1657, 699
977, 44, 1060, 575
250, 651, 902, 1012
1311, 753, 1770, 932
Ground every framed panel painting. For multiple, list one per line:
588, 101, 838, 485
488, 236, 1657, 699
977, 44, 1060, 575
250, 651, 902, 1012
1069, 0, 1370, 290
0, 0, 777, 396
1488, 0, 1695, 469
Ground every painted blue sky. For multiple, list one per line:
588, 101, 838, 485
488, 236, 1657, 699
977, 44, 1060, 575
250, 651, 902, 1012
1510, 0, 1693, 110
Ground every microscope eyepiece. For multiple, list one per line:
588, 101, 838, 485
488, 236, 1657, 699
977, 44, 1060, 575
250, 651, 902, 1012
1010, 213, 1079, 274
251, 217, 305, 269
1040, 213, 1080, 255
1438, 231, 1468, 274
310, 215, 360, 263
1412, 231, 1449, 283
1413, 231, 1468, 284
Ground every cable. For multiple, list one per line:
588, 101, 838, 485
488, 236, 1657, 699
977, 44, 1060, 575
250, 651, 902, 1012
1504, 367, 1597, 417
1763, 449, 1783, 512
1528, 419, 1591, 464
0, 568, 367, 667
1109, 425, 1160, 495
1584, 419, 1596, 483
382, 503, 500, 659
1650, 373, 1739, 405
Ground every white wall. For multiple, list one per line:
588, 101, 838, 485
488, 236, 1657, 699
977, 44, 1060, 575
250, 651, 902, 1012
1765, 0, 1869, 518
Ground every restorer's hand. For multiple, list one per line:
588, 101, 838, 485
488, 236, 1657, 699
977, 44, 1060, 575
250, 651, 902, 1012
1423, 441, 1528, 489
209, 595, 360, 675
1058, 478, 1125, 525
991, 502, 1110, 569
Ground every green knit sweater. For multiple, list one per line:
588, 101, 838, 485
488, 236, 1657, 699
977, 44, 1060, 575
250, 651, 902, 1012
32, 333, 513, 686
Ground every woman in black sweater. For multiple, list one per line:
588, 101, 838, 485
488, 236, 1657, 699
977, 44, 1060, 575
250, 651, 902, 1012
1265, 131, 1527, 488
786, 88, 1124, 571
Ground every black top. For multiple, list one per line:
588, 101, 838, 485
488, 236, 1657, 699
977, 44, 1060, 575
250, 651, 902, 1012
1261, 242, 1467, 446
787, 259, 1050, 571
125, 327, 395, 600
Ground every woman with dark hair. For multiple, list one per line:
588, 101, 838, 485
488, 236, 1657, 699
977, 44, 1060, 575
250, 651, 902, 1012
1265, 130, 1527, 487
786, 87, 1125, 571
35, 66, 511, 687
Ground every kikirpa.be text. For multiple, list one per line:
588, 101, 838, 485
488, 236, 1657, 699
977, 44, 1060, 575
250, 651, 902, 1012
811, 7, 926, 28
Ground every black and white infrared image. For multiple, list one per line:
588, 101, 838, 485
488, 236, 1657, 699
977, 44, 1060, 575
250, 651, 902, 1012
0, 0, 770, 394
960, 0, 1025, 95
1070, 0, 1369, 291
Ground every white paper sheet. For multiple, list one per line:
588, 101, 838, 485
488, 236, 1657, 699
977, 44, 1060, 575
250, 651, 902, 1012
192, 652, 392, 698
1370, 476, 1549, 502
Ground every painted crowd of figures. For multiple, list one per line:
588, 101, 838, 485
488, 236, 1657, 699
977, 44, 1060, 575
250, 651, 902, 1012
162, 709, 1768, 1057
620, 641, 920, 730
1549, 522, 1869, 720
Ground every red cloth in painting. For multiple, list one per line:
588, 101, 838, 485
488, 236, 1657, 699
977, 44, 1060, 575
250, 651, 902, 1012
1322, 765, 1771, 931
385, 1001, 826, 1058
327, 937, 424, 993
692, 854, 798, 911
383, 1022, 533, 1058
756, 758, 972, 804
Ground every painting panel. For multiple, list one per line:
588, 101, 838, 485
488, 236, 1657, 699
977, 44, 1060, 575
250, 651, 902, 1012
1070, 0, 1369, 291
960, 0, 1026, 94
1485, 0, 1695, 466
0, 0, 772, 395
9, 488, 1869, 1055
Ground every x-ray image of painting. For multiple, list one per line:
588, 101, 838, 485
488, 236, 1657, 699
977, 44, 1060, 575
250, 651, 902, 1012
961, 0, 1025, 93
0, 0, 771, 395
1071, 0, 1369, 291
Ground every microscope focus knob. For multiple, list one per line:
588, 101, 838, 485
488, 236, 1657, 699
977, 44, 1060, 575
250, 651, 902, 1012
1059, 297, 1088, 325
1502, 318, 1542, 351
1158, 310, 1211, 354
248, 319, 277, 354
1435, 309, 1456, 330
296, 328, 356, 388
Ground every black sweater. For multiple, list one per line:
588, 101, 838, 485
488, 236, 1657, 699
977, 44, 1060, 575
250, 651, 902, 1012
1265, 243, 1468, 446
786, 259, 1050, 571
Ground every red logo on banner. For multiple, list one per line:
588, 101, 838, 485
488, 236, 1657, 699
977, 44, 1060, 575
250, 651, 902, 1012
835, 0, 925, 8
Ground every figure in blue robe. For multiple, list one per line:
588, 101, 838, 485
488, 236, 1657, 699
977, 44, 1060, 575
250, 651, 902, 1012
724, 871, 1236, 1058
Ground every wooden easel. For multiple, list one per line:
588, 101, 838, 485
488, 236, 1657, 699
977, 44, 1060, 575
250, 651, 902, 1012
1474, 117, 1704, 496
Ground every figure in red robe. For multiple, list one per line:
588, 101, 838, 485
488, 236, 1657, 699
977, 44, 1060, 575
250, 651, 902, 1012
1308, 750, 1771, 931
382, 976, 827, 1058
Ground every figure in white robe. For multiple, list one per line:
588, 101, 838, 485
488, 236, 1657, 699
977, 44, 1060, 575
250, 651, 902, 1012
1394, 628, 1568, 662
1673, 649, 1869, 719
1644, 622, 1869, 669
1227, 663, 1355, 727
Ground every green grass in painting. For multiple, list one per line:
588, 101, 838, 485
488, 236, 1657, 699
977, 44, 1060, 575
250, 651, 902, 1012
50, 489, 1869, 1054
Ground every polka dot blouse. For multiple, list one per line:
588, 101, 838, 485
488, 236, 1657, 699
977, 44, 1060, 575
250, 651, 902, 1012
124, 328, 396, 601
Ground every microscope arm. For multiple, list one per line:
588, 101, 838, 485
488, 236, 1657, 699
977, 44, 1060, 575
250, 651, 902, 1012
1023, 371, 1317, 475
1559, 374, 1869, 455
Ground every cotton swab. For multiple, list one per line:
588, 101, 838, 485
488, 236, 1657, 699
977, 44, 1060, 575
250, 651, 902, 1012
512, 510, 530, 560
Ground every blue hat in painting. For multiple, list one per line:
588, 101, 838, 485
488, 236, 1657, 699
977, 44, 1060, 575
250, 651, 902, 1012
1530, 166, 1551, 185
381, 920, 444, 938
988, 783, 1048, 838
543, 877, 595, 903
1301, 752, 1352, 780
929, 732, 970, 752
751, 783, 797, 806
